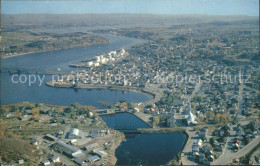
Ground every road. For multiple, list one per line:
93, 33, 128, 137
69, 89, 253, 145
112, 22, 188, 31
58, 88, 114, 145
237, 82, 244, 118
212, 136, 260, 165
180, 127, 197, 165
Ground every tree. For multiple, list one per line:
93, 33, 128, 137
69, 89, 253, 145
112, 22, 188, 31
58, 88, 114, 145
73, 114, 77, 119
0, 130, 4, 137
153, 116, 160, 126
57, 108, 64, 113
70, 119, 74, 124
0, 107, 9, 115
210, 137, 215, 145
199, 115, 204, 122
71, 102, 81, 109
33, 114, 40, 121
146, 104, 153, 109
205, 110, 215, 121
128, 102, 136, 110
16, 112, 22, 117
31, 108, 39, 115
191, 102, 196, 109
84, 105, 95, 111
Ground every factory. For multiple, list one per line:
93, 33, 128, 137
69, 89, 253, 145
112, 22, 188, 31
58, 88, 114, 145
52, 140, 85, 158
85, 48, 126, 68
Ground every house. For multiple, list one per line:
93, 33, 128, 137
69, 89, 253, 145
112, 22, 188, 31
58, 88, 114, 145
196, 139, 203, 147
56, 129, 64, 135
233, 143, 239, 150
30, 138, 40, 146
39, 106, 51, 114
208, 154, 214, 161
201, 145, 211, 154
192, 145, 200, 152
18, 159, 24, 165
68, 128, 81, 139
42, 160, 51, 166
199, 153, 205, 163
5, 112, 15, 117
70, 139, 78, 145
25, 109, 32, 114
87, 155, 100, 163
50, 156, 60, 163
199, 128, 208, 141
19, 115, 29, 121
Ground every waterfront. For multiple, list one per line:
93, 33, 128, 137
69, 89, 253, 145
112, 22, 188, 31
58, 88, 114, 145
101, 113, 187, 165
0, 34, 150, 108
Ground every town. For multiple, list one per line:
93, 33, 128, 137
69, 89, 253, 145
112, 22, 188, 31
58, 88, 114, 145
1, 3, 259, 165
2, 19, 257, 165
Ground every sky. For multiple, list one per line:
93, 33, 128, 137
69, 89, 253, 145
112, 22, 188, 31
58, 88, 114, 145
1, 0, 259, 16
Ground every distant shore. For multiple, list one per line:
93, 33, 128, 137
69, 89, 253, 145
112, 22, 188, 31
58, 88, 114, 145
1, 42, 108, 59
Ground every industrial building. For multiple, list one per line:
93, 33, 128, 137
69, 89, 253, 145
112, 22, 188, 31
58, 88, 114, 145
68, 128, 81, 139
52, 140, 85, 158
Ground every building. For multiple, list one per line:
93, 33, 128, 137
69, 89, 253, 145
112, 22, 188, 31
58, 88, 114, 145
42, 160, 51, 166
96, 151, 108, 158
72, 158, 86, 165
70, 139, 78, 145
88, 129, 100, 138
52, 140, 84, 157
85, 142, 100, 151
18, 159, 24, 165
45, 134, 58, 141
167, 116, 176, 127
68, 128, 81, 139
50, 156, 60, 163
87, 155, 100, 163
86, 61, 94, 67
185, 102, 197, 125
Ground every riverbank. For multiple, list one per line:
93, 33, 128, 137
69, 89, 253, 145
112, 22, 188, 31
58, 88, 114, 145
77, 84, 156, 103
2, 41, 109, 59
1, 31, 109, 59
46, 82, 159, 105
106, 132, 125, 165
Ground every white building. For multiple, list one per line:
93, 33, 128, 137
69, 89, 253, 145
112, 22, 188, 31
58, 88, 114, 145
185, 102, 198, 125
86, 61, 93, 67
68, 128, 81, 139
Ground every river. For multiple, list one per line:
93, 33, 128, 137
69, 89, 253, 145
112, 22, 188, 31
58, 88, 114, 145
101, 113, 187, 165
0, 34, 150, 108
1, 33, 187, 165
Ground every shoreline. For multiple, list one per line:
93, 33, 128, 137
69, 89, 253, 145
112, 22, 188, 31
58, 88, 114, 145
46, 83, 158, 105
1, 42, 108, 59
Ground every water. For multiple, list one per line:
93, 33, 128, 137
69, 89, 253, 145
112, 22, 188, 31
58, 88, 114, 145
116, 133, 186, 165
0, 35, 150, 108
101, 113, 151, 130
101, 113, 187, 165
